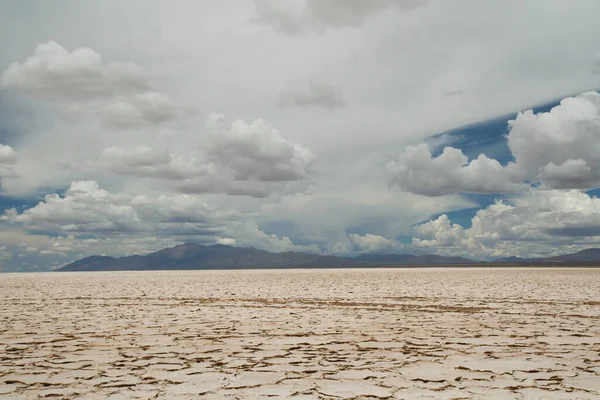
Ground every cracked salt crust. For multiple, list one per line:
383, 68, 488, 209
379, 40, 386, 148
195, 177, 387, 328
1, 268, 599, 399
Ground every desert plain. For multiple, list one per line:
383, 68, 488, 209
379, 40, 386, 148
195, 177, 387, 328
1, 268, 599, 399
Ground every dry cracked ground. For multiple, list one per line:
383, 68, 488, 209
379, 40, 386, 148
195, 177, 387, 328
1, 268, 600, 399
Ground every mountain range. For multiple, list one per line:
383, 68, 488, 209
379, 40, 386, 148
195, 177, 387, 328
57, 243, 600, 271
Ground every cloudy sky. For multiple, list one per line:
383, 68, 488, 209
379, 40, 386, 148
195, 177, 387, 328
1, 0, 600, 271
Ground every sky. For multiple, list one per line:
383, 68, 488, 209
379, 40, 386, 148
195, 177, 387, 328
1, 0, 600, 271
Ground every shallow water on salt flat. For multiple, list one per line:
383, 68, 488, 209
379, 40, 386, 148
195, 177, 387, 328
1, 268, 599, 399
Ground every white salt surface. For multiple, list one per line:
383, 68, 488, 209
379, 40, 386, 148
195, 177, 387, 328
1, 268, 599, 399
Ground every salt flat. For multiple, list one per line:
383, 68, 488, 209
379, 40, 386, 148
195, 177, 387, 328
1, 268, 599, 399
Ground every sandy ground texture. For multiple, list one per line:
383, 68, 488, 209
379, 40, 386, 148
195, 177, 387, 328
1, 268, 599, 400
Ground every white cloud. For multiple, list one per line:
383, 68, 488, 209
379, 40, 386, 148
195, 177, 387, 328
67, 91, 177, 129
0, 143, 18, 180
256, 155, 473, 255
1, 41, 148, 99
206, 113, 315, 182
388, 144, 522, 196
507, 91, 600, 189
0, 181, 321, 267
0, 246, 13, 272
1, 41, 177, 129
390, 91, 600, 195
234, 220, 321, 253
1, 180, 233, 236
278, 81, 346, 111
538, 159, 595, 188
348, 233, 400, 253
253, 0, 423, 35
216, 237, 236, 246
95, 113, 316, 198
0, 144, 17, 164
412, 214, 464, 247
99, 145, 204, 181
412, 189, 600, 259
0, 246, 12, 260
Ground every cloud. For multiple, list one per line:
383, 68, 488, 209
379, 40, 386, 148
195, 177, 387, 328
0, 246, 13, 272
0, 226, 191, 271
0, 246, 12, 260
593, 53, 600, 75
253, 0, 423, 35
0, 181, 321, 265
1, 41, 148, 99
256, 155, 472, 256
66, 92, 177, 129
441, 90, 465, 98
233, 220, 321, 254
278, 81, 346, 111
387, 144, 522, 196
99, 145, 204, 181
411, 189, 600, 259
538, 159, 595, 188
506, 91, 600, 189
0, 41, 177, 129
1, 180, 235, 236
206, 113, 315, 182
390, 91, 600, 195
412, 214, 464, 247
96, 113, 316, 197
349, 233, 400, 253
0, 143, 18, 180
0, 144, 18, 191
216, 237, 236, 246
0, 144, 17, 164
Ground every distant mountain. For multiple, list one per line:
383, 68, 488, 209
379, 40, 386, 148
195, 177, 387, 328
544, 248, 600, 263
355, 253, 474, 265
57, 244, 600, 272
492, 256, 527, 263
57, 243, 476, 271
492, 248, 600, 265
